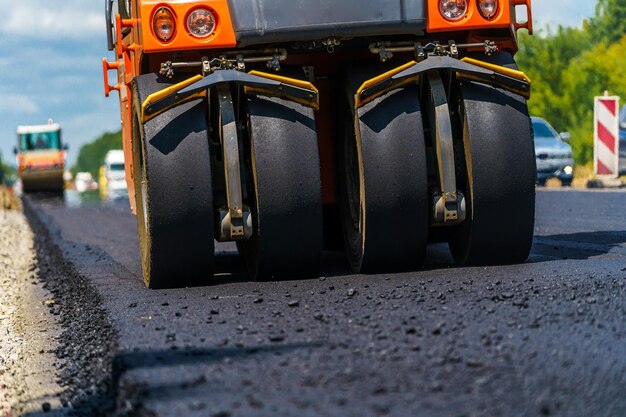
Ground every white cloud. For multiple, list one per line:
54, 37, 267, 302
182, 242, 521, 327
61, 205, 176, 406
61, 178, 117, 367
14, 48, 98, 69
4, 3, 104, 39
0, 93, 39, 114
533, 0, 597, 29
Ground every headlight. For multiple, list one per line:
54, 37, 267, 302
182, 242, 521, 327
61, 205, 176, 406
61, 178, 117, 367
439, 0, 467, 22
187, 8, 216, 38
477, 0, 498, 20
563, 166, 573, 175
153, 7, 176, 42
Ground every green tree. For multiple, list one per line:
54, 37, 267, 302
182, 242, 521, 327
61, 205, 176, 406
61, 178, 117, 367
560, 37, 626, 163
516, 0, 626, 165
72, 130, 122, 179
0, 152, 16, 185
589, 0, 626, 44
516, 26, 592, 133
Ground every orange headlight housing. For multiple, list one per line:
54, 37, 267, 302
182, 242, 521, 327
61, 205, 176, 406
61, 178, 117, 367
140, 1, 237, 53
427, 0, 512, 33
152, 7, 176, 42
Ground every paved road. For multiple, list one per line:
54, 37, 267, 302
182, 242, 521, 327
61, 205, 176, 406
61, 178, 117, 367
21, 189, 626, 417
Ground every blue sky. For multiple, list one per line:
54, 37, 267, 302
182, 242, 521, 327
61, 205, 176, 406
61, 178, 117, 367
0, 0, 598, 166
533, 0, 597, 30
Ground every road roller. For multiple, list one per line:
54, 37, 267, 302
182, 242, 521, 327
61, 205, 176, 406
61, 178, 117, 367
15, 121, 66, 193
103, 0, 535, 288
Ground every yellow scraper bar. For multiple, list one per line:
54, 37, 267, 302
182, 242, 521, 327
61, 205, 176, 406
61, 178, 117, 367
245, 70, 320, 110
141, 75, 205, 123
248, 71, 319, 93
460, 57, 532, 84
355, 61, 418, 109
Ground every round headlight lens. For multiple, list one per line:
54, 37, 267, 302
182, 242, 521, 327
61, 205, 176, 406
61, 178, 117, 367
187, 9, 216, 38
563, 166, 573, 175
478, 0, 498, 19
440, 0, 468, 21
153, 7, 176, 42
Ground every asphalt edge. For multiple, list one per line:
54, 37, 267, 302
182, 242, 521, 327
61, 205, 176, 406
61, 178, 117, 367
22, 196, 119, 416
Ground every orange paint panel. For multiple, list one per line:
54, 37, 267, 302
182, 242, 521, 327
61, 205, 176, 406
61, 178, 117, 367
427, 0, 513, 33
120, 89, 137, 214
511, 0, 533, 35
139, 0, 237, 53
19, 151, 64, 168
102, 58, 121, 97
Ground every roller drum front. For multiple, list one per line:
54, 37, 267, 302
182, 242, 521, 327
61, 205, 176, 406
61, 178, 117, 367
338, 67, 429, 274
131, 74, 215, 289
448, 56, 536, 266
239, 96, 323, 280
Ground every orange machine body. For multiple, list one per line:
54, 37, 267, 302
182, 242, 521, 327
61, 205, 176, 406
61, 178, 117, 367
17, 148, 66, 192
16, 123, 65, 173
18, 151, 65, 171
139, 0, 237, 53
16, 123, 66, 192
427, 0, 532, 34
103, 0, 532, 214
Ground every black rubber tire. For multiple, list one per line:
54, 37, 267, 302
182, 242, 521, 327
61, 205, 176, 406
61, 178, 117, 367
448, 54, 536, 266
239, 96, 323, 280
338, 68, 429, 273
131, 74, 214, 289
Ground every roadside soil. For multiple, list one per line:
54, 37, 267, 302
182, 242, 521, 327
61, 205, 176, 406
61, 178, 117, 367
0, 194, 117, 416
0, 188, 20, 211
0, 206, 64, 416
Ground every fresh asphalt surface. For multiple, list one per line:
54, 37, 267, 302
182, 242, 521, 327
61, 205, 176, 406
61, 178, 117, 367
22, 189, 626, 417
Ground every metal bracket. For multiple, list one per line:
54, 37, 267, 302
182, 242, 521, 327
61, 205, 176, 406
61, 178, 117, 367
448, 41, 459, 59
370, 40, 499, 63
216, 84, 252, 241
236, 55, 246, 71
415, 43, 426, 62
378, 46, 394, 62
158, 49, 288, 78
102, 58, 121, 97
201, 56, 211, 76
433, 192, 466, 225
427, 72, 466, 226
322, 37, 341, 54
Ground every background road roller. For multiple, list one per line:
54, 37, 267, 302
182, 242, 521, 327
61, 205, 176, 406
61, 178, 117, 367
103, 0, 535, 288
15, 121, 66, 193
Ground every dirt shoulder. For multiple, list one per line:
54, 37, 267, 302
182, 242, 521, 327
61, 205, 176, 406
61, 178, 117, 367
0, 207, 65, 416
0, 188, 20, 211
0, 192, 117, 416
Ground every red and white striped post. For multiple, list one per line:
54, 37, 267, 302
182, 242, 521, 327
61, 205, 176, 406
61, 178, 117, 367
594, 94, 620, 178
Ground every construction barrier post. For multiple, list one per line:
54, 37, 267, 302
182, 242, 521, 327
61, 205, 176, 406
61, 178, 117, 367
594, 93, 620, 179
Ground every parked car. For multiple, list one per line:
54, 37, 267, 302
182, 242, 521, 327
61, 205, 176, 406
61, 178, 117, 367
619, 104, 626, 175
532, 117, 575, 186
74, 172, 98, 193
